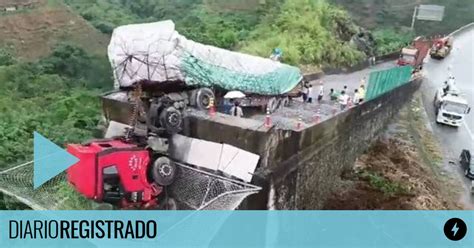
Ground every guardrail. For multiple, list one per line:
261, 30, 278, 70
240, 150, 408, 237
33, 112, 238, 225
450, 22, 474, 37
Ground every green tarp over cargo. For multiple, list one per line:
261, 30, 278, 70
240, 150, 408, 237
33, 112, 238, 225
366, 66, 413, 101
181, 53, 303, 95
108, 21, 303, 95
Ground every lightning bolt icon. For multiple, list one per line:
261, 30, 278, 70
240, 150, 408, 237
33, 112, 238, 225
451, 222, 459, 237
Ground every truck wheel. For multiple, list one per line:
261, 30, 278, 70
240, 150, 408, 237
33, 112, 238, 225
151, 157, 177, 186
281, 97, 290, 107
159, 106, 183, 134
195, 88, 215, 110
267, 97, 279, 113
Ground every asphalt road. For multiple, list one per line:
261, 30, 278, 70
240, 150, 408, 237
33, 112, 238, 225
421, 26, 474, 208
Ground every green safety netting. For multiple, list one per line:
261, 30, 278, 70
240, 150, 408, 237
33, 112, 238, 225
366, 66, 413, 100
181, 53, 303, 95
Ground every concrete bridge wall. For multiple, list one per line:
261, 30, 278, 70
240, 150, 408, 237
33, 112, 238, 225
184, 78, 422, 209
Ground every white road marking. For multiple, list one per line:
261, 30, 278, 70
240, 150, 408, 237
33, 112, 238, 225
463, 121, 474, 142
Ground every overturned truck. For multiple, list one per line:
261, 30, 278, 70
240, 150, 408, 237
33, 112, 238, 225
105, 20, 303, 134
66, 20, 284, 210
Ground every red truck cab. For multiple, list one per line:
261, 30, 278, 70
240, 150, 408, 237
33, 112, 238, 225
67, 139, 168, 208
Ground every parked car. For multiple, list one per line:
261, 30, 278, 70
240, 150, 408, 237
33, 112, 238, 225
460, 149, 474, 180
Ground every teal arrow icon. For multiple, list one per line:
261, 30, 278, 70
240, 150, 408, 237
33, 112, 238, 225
34, 132, 79, 189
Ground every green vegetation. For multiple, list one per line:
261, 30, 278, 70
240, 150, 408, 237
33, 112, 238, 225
1, 0, 469, 209
0, 47, 16, 66
359, 171, 408, 197
64, 0, 139, 34
372, 28, 414, 55
331, 0, 474, 54
56, 180, 95, 209
408, 95, 444, 167
66, 0, 364, 66
331, 0, 474, 35
0, 43, 111, 209
65, 0, 267, 49
240, 0, 363, 66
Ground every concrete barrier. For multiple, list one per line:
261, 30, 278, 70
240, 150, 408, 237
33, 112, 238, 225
184, 77, 422, 209
184, 23, 472, 209
450, 22, 474, 37
267, 78, 422, 209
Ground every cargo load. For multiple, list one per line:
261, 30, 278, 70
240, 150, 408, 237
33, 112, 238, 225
108, 20, 302, 96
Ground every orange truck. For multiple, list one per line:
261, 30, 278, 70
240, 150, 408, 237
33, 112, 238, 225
430, 35, 454, 59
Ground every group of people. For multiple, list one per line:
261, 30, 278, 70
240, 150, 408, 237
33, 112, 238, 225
227, 77, 368, 118
301, 81, 325, 104
302, 78, 367, 110
442, 75, 456, 96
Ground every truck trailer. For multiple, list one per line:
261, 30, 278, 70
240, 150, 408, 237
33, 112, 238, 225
107, 20, 303, 128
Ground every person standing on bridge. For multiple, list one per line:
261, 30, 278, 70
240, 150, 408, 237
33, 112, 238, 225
358, 84, 366, 102
230, 101, 244, 118
302, 83, 309, 102
307, 84, 314, 103
353, 89, 361, 105
338, 91, 349, 110
317, 81, 324, 103
330, 88, 340, 101
343, 85, 348, 93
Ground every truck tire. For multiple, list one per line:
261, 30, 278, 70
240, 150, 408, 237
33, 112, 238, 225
266, 97, 279, 113
151, 157, 177, 186
276, 98, 283, 109
159, 106, 183, 134
280, 97, 290, 108
195, 88, 215, 110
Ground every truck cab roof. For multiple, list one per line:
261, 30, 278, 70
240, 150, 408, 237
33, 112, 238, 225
402, 48, 418, 56
442, 94, 469, 105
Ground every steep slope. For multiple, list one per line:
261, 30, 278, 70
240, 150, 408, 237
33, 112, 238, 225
330, 0, 474, 35
0, 0, 109, 60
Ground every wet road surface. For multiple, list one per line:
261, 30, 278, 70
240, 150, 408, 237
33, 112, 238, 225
421, 26, 474, 208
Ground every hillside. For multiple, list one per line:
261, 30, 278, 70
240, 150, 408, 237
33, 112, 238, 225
0, 0, 109, 60
239, 0, 363, 67
330, 0, 474, 35
66, 0, 363, 67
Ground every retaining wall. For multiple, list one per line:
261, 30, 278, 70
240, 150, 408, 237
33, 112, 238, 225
184, 78, 423, 209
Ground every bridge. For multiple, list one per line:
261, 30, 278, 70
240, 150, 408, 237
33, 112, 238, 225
1, 23, 472, 210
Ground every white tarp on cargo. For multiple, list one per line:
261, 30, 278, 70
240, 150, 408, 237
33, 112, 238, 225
108, 20, 302, 95
170, 134, 259, 183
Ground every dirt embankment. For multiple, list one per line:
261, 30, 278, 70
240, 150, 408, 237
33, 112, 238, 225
0, 1, 109, 60
324, 93, 463, 210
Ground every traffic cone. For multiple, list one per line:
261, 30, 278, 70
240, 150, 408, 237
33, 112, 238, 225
264, 108, 272, 128
314, 108, 321, 123
208, 97, 216, 117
